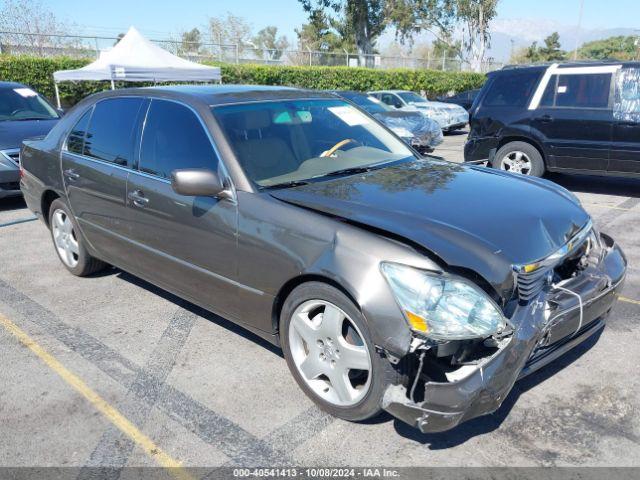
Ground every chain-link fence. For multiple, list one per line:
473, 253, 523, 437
0, 31, 504, 73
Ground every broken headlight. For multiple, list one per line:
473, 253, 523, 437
381, 262, 507, 340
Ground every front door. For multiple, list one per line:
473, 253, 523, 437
125, 99, 239, 318
531, 71, 613, 173
61, 97, 146, 266
610, 67, 640, 175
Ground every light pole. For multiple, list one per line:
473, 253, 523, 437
573, 0, 584, 60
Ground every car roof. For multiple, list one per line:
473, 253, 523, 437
369, 90, 411, 94
0, 81, 28, 90
498, 60, 640, 73
85, 84, 340, 107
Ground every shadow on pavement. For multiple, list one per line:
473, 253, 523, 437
547, 173, 640, 198
392, 328, 603, 447
113, 269, 284, 358
0, 196, 27, 212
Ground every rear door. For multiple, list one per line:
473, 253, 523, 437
610, 66, 640, 175
61, 97, 146, 266
125, 99, 239, 317
530, 70, 614, 172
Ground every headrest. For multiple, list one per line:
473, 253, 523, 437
232, 109, 272, 130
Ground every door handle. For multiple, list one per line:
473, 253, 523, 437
534, 114, 553, 123
63, 169, 80, 181
128, 189, 149, 207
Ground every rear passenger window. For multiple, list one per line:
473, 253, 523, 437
539, 75, 557, 107
614, 67, 640, 123
139, 100, 218, 180
83, 98, 144, 166
67, 108, 92, 155
555, 73, 611, 109
483, 71, 541, 107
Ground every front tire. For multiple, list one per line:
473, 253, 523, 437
48, 198, 106, 276
493, 141, 545, 177
280, 282, 399, 422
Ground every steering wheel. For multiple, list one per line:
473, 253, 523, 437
320, 138, 360, 157
10, 109, 25, 117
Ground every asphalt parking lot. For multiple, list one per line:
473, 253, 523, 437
1, 131, 639, 474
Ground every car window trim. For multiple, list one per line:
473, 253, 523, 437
63, 96, 147, 168
135, 97, 237, 201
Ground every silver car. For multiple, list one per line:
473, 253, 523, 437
369, 89, 469, 132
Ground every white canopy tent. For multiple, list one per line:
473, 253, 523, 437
53, 27, 221, 107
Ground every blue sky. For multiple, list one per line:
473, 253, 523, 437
40, 0, 640, 43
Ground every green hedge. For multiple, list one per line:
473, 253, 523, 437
0, 55, 486, 107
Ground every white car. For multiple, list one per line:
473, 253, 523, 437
368, 90, 469, 132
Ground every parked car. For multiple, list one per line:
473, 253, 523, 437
438, 88, 480, 111
1, 81, 60, 198
368, 89, 469, 132
465, 61, 640, 177
21, 85, 626, 433
332, 90, 443, 153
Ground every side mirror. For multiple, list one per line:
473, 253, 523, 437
170, 169, 230, 198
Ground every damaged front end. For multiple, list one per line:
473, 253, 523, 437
381, 228, 627, 433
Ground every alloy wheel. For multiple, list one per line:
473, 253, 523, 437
289, 300, 372, 407
500, 150, 532, 175
52, 209, 79, 268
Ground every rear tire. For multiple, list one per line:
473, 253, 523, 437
48, 198, 106, 276
493, 141, 545, 177
280, 282, 400, 422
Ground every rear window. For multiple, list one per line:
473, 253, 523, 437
555, 73, 611, 109
82, 97, 145, 166
483, 70, 542, 107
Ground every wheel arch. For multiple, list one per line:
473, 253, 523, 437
41, 189, 61, 227
271, 274, 361, 335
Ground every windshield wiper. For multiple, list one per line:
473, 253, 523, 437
321, 164, 385, 177
261, 180, 310, 190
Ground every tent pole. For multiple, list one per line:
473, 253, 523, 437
54, 82, 61, 109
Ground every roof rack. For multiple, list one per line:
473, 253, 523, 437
501, 59, 637, 71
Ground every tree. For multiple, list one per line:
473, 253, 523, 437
298, 1, 386, 55
208, 12, 252, 46
537, 32, 565, 61
516, 32, 566, 63
388, 0, 497, 72
180, 28, 202, 54
577, 35, 638, 61
0, 0, 75, 55
457, 0, 498, 72
295, 8, 345, 51
253, 26, 290, 59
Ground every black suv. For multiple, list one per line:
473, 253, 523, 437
465, 62, 640, 177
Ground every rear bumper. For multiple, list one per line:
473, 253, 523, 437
382, 235, 627, 433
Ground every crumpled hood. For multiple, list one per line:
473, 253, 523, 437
270, 160, 590, 298
0, 119, 58, 150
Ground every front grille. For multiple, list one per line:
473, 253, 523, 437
514, 222, 596, 302
1, 149, 20, 166
516, 267, 552, 301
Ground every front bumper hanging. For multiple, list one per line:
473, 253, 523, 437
382, 233, 627, 433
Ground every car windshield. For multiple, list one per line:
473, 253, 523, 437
212, 99, 415, 188
340, 93, 391, 114
398, 92, 428, 104
0, 87, 59, 121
